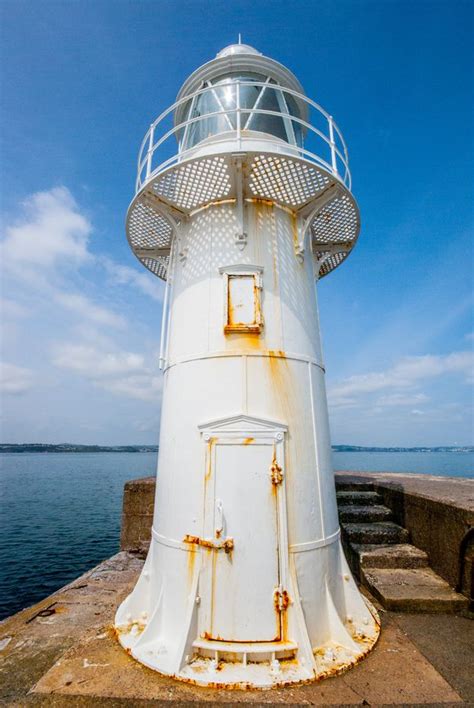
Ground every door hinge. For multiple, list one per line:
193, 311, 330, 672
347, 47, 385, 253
273, 586, 290, 612
270, 459, 284, 486
183, 534, 234, 554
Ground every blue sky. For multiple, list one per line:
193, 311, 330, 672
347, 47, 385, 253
1, 0, 472, 446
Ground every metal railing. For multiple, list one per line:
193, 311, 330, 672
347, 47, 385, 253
135, 81, 351, 194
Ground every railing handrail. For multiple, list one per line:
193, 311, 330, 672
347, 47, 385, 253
136, 134, 350, 197
135, 80, 352, 194
138, 107, 349, 178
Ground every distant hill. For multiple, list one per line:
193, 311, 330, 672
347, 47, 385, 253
0, 444, 158, 453
332, 445, 474, 453
0, 443, 472, 454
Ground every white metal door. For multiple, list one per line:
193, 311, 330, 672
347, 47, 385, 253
204, 439, 280, 642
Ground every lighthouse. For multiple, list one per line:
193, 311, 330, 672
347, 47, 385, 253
115, 42, 380, 687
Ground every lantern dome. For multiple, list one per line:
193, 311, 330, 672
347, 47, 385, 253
216, 43, 262, 57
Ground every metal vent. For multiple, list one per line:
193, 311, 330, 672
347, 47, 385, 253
248, 155, 331, 207
316, 250, 349, 277
128, 201, 174, 250
140, 256, 169, 280
311, 193, 358, 247
152, 156, 232, 210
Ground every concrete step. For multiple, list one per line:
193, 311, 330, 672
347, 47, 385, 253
335, 480, 375, 492
342, 521, 410, 545
362, 567, 469, 613
336, 490, 383, 506
350, 543, 429, 570
339, 504, 393, 523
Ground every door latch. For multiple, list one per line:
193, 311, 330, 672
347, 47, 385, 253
183, 534, 234, 554
273, 586, 290, 612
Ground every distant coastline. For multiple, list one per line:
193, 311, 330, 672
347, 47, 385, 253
1, 443, 472, 454
0, 444, 158, 453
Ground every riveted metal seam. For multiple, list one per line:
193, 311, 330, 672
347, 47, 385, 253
152, 527, 190, 551
164, 350, 326, 373
289, 528, 340, 553
309, 360, 325, 538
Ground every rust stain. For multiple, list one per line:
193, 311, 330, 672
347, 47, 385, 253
183, 534, 200, 546
267, 349, 286, 359
247, 197, 294, 215
187, 544, 196, 587
163, 624, 380, 689
265, 350, 295, 428
290, 211, 300, 254
205, 437, 215, 481
281, 607, 288, 642
254, 281, 262, 329
273, 587, 291, 642
189, 199, 237, 218
210, 547, 217, 636
225, 331, 262, 349
114, 621, 146, 638
183, 534, 234, 554
270, 447, 283, 486
273, 588, 290, 613
250, 197, 274, 209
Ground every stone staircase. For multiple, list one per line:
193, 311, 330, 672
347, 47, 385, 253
337, 481, 469, 612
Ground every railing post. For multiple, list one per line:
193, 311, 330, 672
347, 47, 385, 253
328, 116, 338, 177
236, 82, 241, 150
146, 123, 155, 179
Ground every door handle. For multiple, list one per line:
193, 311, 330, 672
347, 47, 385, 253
215, 498, 224, 537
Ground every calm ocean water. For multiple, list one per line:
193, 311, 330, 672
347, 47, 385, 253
0, 450, 472, 620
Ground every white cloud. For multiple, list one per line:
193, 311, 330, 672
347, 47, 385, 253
101, 257, 163, 302
0, 298, 30, 319
0, 362, 33, 395
53, 292, 125, 329
51, 341, 161, 402
1, 187, 161, 319
329, 351, 473, 409
376, 392, 429, 407
1, 187, 91, 273
52, 343, 144, 378
99, 374, 162, 401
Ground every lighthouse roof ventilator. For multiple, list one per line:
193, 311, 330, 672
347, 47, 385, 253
115, 42, 380, 688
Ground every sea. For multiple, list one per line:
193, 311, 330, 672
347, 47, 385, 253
0, 450, 472, 621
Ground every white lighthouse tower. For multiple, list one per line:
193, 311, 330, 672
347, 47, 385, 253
115, 43, 379, 687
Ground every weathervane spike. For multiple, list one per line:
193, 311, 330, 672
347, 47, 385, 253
238, 33, 242, 44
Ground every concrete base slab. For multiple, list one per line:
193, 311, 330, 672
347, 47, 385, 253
394, 613, 474, 702
30, 612, 463, 705
363, 568, 469, 612
1, 552, 470, 705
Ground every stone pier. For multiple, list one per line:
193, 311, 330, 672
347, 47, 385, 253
0, 471, 473, 705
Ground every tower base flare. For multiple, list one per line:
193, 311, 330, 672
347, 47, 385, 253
114, 538, 380, 689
